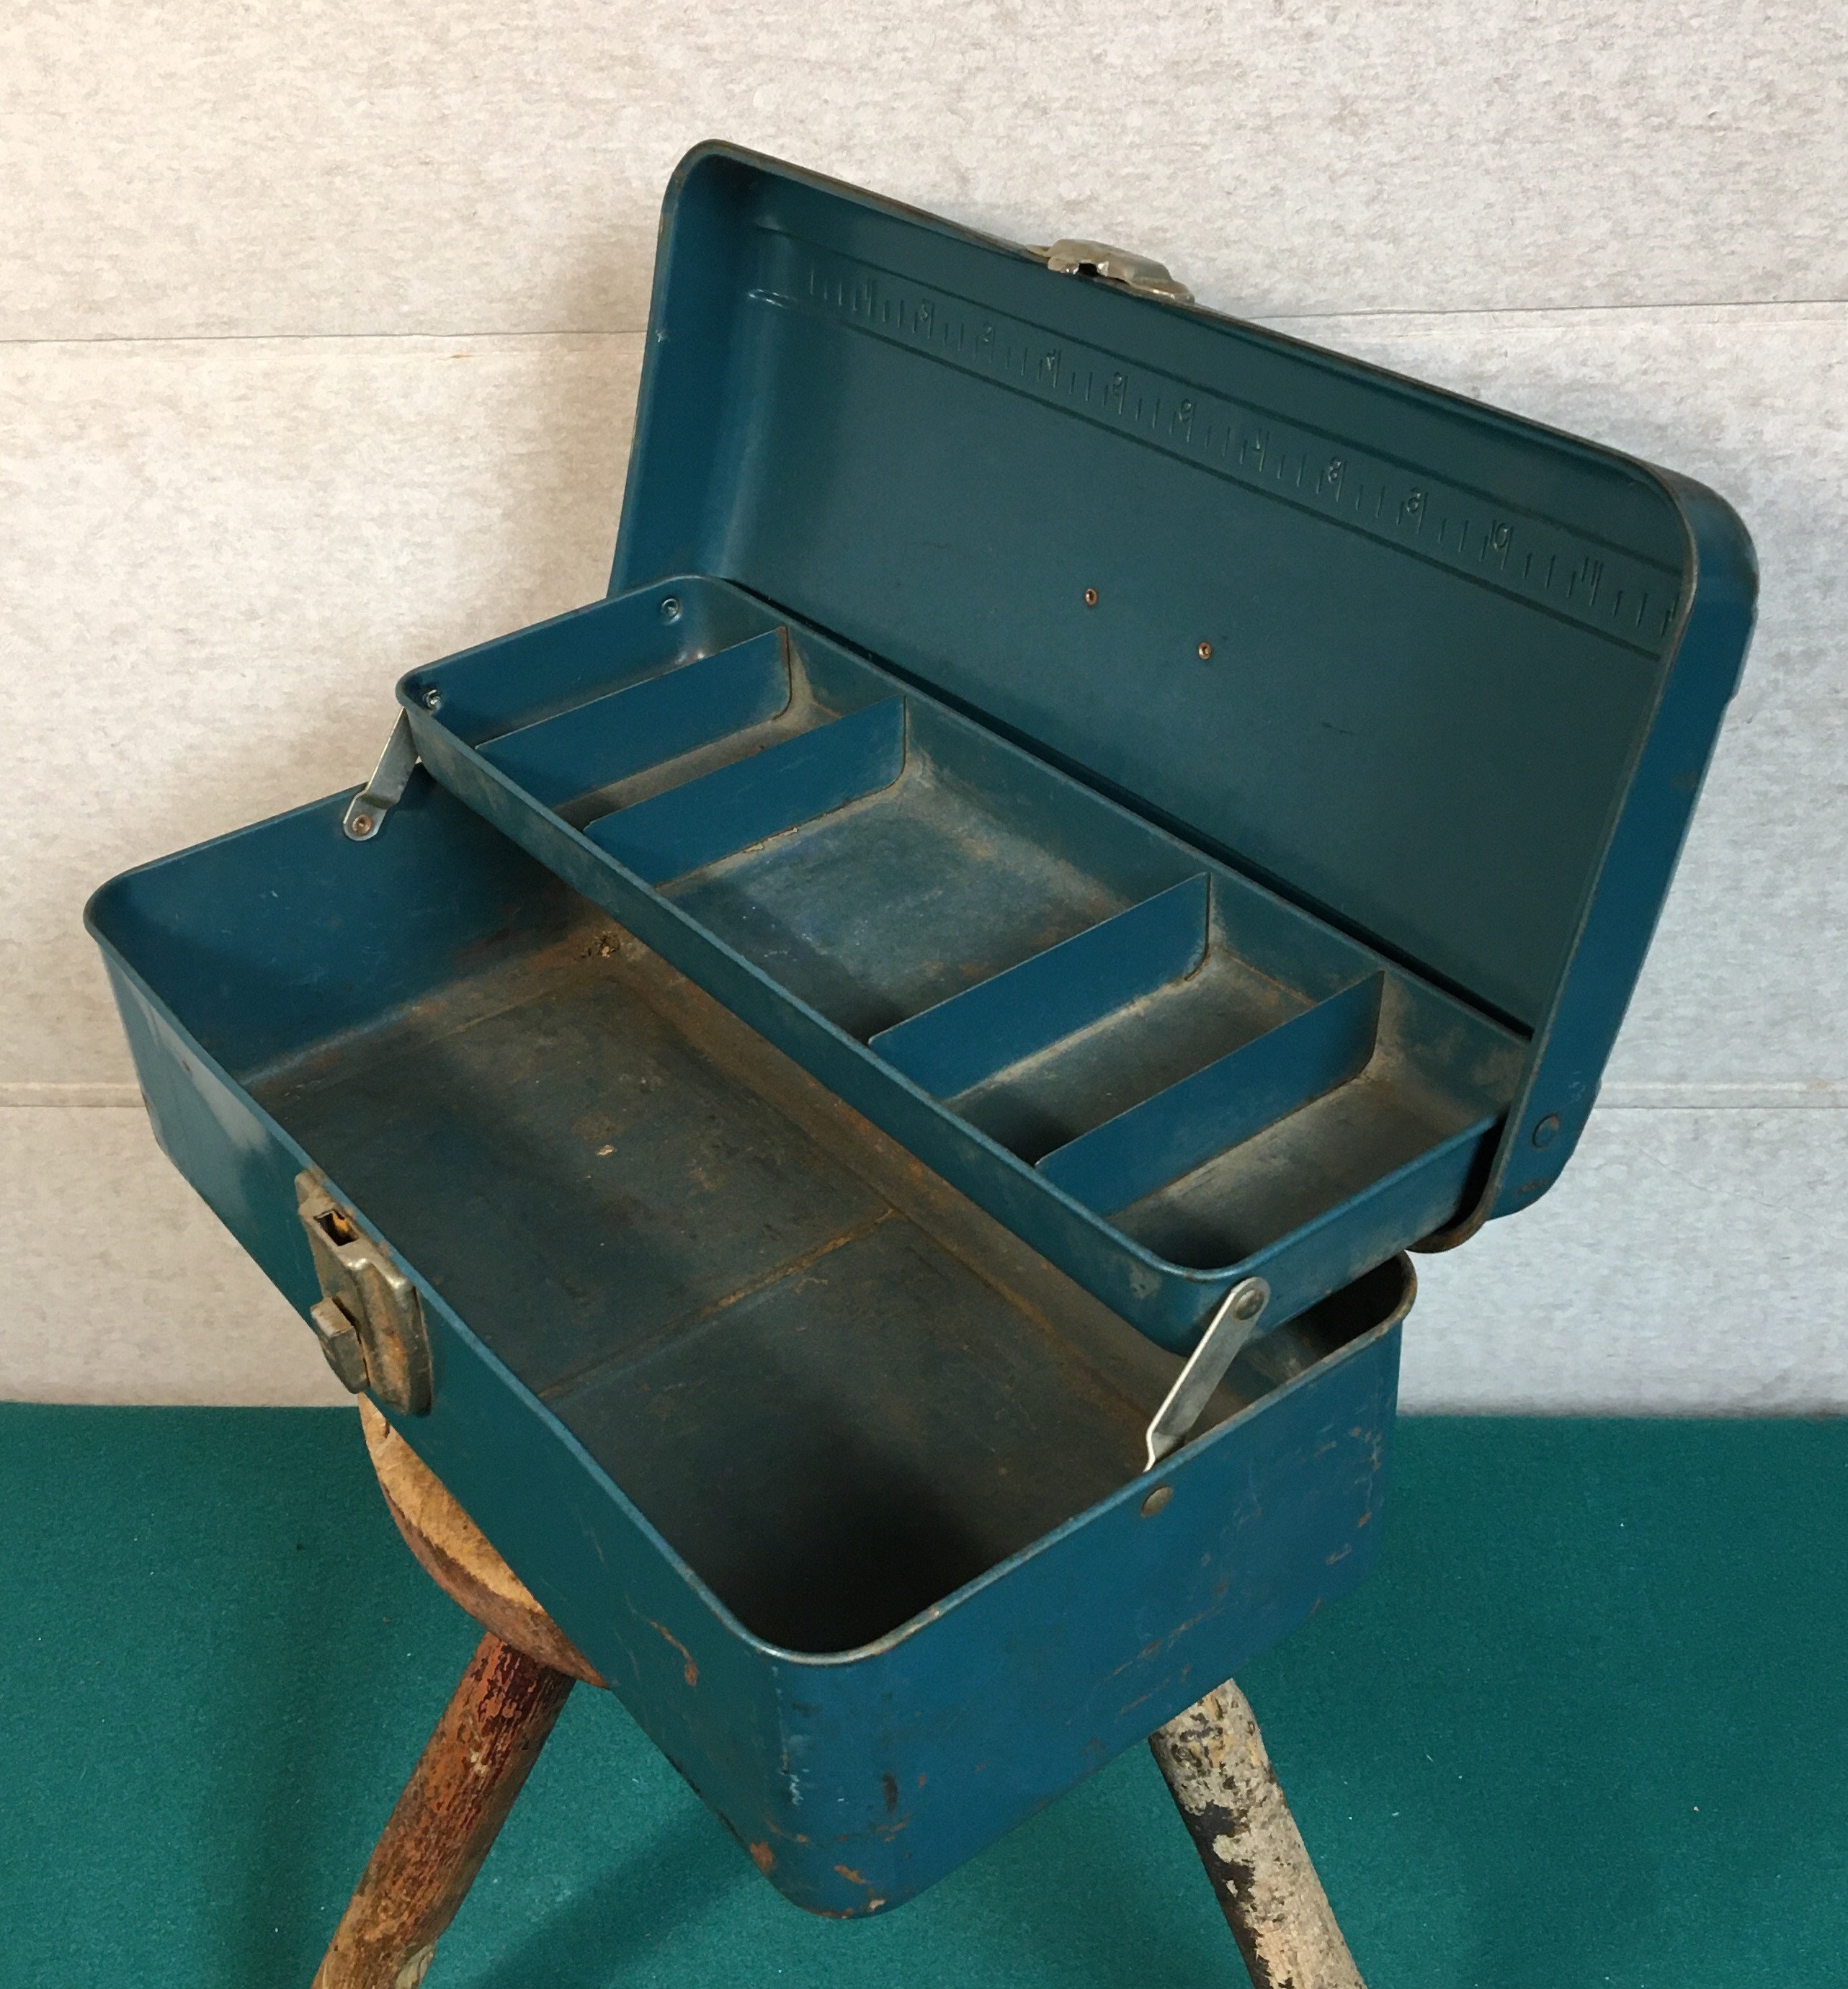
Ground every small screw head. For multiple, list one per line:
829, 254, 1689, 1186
421, 687, 443, 712
1083, 587, 1099, 607
1532, 1113, 1561, 1149
1141, 1484, 1174, 1517
659, 594, 682, 622
350, 812, 372, 837
1197, 640, 1214, 661
1224, 1277, 1269, 1324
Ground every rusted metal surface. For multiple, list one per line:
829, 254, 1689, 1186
298, 1176, 432, 1415
1151, 1681, 1365, 1989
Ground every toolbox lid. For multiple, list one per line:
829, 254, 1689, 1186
610, 143, 1756, 1233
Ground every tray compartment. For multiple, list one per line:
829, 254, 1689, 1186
402, 581, 779, 747
658, 698, 1159, 1042
586, 697, 907, 885
476, 627, 798, 808
1117, 1029, 1498, 1271
1035, 973, 1385, 1216
404, 575, 1524, 1344
870, 875, 1214, 1099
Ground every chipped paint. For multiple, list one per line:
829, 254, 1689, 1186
646, 1618, 699, 1688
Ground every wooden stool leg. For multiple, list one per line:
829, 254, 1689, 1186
1151, 1681, 1365, 1989
313, 1630, 576, 1989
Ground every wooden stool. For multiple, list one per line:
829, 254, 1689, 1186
315, 1402, 1364, 1989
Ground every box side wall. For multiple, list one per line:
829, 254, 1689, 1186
752, 1316, 1402, 1914
91, 908, 795, 1858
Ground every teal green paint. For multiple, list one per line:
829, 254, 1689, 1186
3, 1411, 1840, 1988
86, 779, 1406, 1910
398, 146, 1754, 1341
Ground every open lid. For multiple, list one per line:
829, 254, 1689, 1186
611, 143, 1756, 1238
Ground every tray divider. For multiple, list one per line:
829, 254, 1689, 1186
1037, 973, 1387, 1215
477, 626, 793, 807
585, 697, 907, 886
869, 875, 1210, 1092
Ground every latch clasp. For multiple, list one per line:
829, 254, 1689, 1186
296, 1172, 432, 1413
1034, 239, 1193, 305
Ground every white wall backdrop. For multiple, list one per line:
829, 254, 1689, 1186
4, 3, 1843, 1409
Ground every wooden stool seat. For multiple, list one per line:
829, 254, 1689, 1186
360, 1401, 603, 1687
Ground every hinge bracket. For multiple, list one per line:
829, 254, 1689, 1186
1144, 1277, 1269, 1470
342, 711, 419, 841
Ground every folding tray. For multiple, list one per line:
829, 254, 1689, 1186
385, 144, 1757, 1352
86, 774, 1411, 1913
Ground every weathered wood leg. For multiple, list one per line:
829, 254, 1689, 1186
312, 1630, 576, 1989
1151, 1681, 1365, 1989
308, 1405, 604, 1987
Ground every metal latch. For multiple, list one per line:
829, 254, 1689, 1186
1033, 239, 1194, 305
296, 1172, 432, 1413
1144, 1277, 1269, 1469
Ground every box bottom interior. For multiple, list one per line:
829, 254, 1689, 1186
249, 898, 1382, 1653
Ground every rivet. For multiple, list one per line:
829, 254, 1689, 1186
1197, 640, 1213, 661
659, 595, 683, 622
1083, 587, 1099, 607
1532, 1114, 1561, 1149
1141, 1484, 1174, 1517
350, 813, 372, 837
1231, 1284, 1265, 1322
421, 687, 443, 712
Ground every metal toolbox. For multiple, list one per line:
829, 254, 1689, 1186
378, 144, 1756, 1351
89, 777, 1407, 1913
88, 145, 1753, 1915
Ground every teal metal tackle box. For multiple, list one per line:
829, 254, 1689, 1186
87, 143, 1755, 1916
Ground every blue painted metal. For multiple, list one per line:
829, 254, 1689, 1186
86, 777, 1409, 1916
479, 625, 793, 809
390, 143, 1754, 1346
404, 582, 1516, 1350
1037, 974, 1383, 1215
586, 695, 906, 884
870, 875, 1211, 1099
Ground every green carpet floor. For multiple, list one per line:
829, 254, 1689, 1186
2, 1408, 1843, 1988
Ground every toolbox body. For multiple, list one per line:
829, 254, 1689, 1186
89, 144, 1754, 1914
89, 777, 1406, 1913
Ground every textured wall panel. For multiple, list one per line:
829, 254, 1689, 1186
0, 334, 642, 1089
3, 2, 1843, 339
1403, 1106, 1848, 1413
0, 1109, 342, 1405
